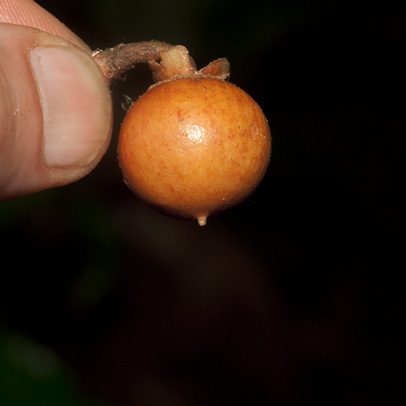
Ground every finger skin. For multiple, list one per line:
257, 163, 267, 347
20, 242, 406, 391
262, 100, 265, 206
0, 2, 112, 199
0, 0, 89, 51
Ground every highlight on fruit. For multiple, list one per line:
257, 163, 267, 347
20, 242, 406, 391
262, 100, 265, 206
93, 42, 271, 226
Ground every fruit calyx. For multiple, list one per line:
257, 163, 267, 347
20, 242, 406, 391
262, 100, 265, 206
93, 41, 230, 84
148, 45, 230, 83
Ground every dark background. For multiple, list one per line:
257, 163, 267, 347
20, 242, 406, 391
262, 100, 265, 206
0, 0, 404, 405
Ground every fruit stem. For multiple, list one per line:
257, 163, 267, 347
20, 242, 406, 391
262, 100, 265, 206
92, 41, 172, 84
93, 41, 230, 85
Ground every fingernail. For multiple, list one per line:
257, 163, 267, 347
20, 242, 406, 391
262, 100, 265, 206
30, 46, 112, 168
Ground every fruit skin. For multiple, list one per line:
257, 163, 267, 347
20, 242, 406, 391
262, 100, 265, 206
118, 76, 271, 225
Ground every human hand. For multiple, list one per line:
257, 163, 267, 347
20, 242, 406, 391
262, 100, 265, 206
0, 0, 112, 200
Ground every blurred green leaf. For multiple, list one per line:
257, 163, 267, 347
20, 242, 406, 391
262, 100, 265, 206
0, 332, 107, 406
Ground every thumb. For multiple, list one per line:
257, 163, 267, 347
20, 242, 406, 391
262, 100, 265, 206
0, 23, 112, 200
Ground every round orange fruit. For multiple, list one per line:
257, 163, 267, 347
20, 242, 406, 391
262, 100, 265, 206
118, 76, 271, 225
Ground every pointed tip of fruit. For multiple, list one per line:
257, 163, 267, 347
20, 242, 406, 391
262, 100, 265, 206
197, 215, 207, 226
